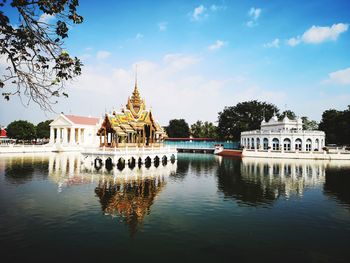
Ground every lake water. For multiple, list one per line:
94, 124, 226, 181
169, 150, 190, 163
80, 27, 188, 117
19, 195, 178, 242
1, 153, 350, 262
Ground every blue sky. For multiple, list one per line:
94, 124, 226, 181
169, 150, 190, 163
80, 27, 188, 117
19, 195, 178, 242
1, 0, 350, 126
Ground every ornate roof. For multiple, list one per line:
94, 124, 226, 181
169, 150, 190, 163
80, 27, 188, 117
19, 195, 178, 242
98, 84, 165, 136
126, 82, 146, 118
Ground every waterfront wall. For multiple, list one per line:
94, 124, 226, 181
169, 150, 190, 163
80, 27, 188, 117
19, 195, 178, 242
242, 149, 350, 160
0, 144, 53, 153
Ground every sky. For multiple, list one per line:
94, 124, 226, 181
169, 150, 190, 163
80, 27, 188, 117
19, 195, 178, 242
1, 0, 350, 126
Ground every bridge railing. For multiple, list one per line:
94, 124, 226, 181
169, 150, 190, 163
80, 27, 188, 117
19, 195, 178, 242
164, 141, 238, 149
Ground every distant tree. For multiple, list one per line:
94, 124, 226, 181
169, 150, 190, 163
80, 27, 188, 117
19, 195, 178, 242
301, 116, 318, 130
0, 0, 83, 110
191, 120, 217, 138
36, 120, 52, 138
319, 106, 350, 145
6, 120, 36, 141
166, 119, 190, 138
217, 100, 279, 141
278, 110, 296, 121
202, 121, 217, 138
190, 120, 203, 138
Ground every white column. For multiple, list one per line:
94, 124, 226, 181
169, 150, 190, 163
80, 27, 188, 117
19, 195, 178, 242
77, 128, 81, 144
62, 128, 68, 144
57, 128, 61, 144
301, 138, 306, 152
49, 127, 55, 144
81, 129, 85, 144
70, 128, 76, 145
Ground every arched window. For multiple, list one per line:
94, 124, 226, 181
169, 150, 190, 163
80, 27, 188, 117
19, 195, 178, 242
272, 138, 280, 151
263, 138, 269, 150
295, 138, 302, 151
247, 138, 250, 149
306, 139, 312, 151
251, 138, 255, 149
283, 138, 291, 151
256, 138, 261, 149
315, 138, 319, 151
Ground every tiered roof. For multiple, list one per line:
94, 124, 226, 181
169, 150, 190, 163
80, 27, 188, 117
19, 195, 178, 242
98, 82, 165, 136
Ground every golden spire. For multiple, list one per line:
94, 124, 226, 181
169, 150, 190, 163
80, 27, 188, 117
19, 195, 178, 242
131, 65, 142, 107
125, 65, 145, 116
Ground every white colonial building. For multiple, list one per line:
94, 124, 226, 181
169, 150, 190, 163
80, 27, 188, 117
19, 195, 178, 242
240, 114, 325, 152
49, 114, 102, 151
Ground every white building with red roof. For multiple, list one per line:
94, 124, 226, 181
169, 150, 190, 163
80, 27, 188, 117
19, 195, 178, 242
49, 114, 102, 150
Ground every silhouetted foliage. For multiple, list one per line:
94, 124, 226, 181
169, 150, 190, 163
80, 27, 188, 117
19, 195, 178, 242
6, 120, 36, 141
319, 106, 350, 145
0, 0, 83, 110
36, 119, 52, 138
301, 116, 318, 130
278, 110, 296, 121
217, 100, 279, 140
190, 120, 217, 138
166, 119, 190, 138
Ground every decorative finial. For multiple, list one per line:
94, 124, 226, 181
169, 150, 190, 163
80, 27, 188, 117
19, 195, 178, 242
135, 64, 138, 88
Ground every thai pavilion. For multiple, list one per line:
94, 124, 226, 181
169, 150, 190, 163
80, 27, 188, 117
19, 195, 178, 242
97, 83, 166, 147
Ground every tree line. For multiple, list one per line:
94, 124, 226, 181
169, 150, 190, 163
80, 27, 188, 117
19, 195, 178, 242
5, 120, 52, 142
165, 100, 350, 146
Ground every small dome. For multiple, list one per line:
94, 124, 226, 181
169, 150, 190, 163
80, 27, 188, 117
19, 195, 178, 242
283, 115, 289, 122
272, 115, 278, 122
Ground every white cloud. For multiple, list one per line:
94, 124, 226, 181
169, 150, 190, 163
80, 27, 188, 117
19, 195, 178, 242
208, 40, 227, 50
96, 50, 111, 60
288, 23, 348, 46
324, 67, 350, 85
287, 37, 301, 47
302, 23, 348, 43
0, 52, 288, 126
249, 7, 261, 20
246, 7, 261, 27
65, 53, 285, 125
38, 13, 55, 23
135, 33, 144, 39
192, 5, 206, 21
158, 22, 167, 31
163, 54, 199, 70
264, 38, 280, 48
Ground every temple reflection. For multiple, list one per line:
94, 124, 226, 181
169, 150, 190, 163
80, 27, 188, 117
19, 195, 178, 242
217, 157, 350, 207
47, 153, 177, 193
95, 176, 166, 236
241, 158, 327, 199
46, 152, 177, 234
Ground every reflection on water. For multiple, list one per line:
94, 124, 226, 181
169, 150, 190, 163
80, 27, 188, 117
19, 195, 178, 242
324, 166, 350, 207
1, 153, 350, 261
3, 155, 49, 184
95, 176, 166, 236
217, 157, 350, 207
46, 153, 176, 235
47, 153, 177, 193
